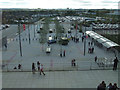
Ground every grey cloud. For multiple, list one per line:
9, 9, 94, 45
102, 1, 118, 3
73, 0, 91, 3
71, 0, 91, 3
81, 3, 92, 6
15, 0, 28, 5
0, 2, 14, 5
0, 2, 12, 4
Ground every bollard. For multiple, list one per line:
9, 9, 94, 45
26, 38, 27, 41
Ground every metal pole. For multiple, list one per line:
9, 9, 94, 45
18, 23, 22, 57
34, 23, 35, 37
76, 23, 77, 38
28, 24, 31, 44
84, 25, 86, 56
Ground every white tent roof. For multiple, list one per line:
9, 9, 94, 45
86, 31, 120, 48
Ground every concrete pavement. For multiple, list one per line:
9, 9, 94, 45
2, 70, 118, 88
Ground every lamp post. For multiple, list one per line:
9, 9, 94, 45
17, 18, 22, 57
34, 22, 35, 37
84, 23, 86, 56
28, 21, 31, 44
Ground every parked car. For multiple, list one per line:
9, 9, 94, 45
37, 31, 40, 33
46, 47, 51, 53
46, 45, 52, 53
48, 40, 56, 44
59, 37, 69, 45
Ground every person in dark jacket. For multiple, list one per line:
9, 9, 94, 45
107, 83, 113, 90
113, 57, 119, 70
37, 61, 40, 71
18, 64, 21, 69
63, 50, 66, 57
95, 56, 97, 62
97, 81, 106, 90
112, 83, 119, 90
32, 63, 36, 74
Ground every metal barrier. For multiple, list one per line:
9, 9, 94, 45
1, 59, 114, 72
97, 57, 114, 68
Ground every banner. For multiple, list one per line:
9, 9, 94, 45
23, 24, 26, 31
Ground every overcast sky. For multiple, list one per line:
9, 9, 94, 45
0, 0, 119, 9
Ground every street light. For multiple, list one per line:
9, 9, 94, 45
16, 18, 23, 57
34, 22, 35, 37
83, 22, 87, 56
27, 20, 31, 44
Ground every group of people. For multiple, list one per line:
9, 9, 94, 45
71, 36, 79, 43
88, 41, 94, 54
97, 81, 119, 90
14, 64, 22, 70
60, 50, 66, 57
32, 61, 45, 75
71, 59, 76, 67
94, 56, 119, 71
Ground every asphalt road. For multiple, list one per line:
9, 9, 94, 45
2, 24, 22, 39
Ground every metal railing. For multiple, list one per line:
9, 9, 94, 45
1, 59, 114, 72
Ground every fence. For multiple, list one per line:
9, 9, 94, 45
97, 57, 114, 67
1, 59, 114, 72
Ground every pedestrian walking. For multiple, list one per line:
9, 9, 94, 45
63, 50, 66, 57
97, 81, 106, 90
91, 41, 93, 46
37, 61, 40, 71
82, 36, 84, 42
60, 53, 62, 57
82, 32, 84, 36
60, 50, 62, 57
71, 59, 74, 66
112, 83, 119, 90
71, 36, 73, 40
88, 47, 91, 53
113, 57, 119, 70
88, 42, 90, 46
92, 47, 94, 53
4, 43, 7, 49
107, 83, 113, 90
40, 64, 45, 75
32, 63, 36, 74
73, 36, 75, 42
18, 64, 21, 69
73, 59, 76, 66
95, 56, 97, 62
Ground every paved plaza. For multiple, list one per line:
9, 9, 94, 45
1, 20, 119, 88
2, 70, 118, 88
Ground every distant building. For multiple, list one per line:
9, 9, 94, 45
107, 9, 120, 15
